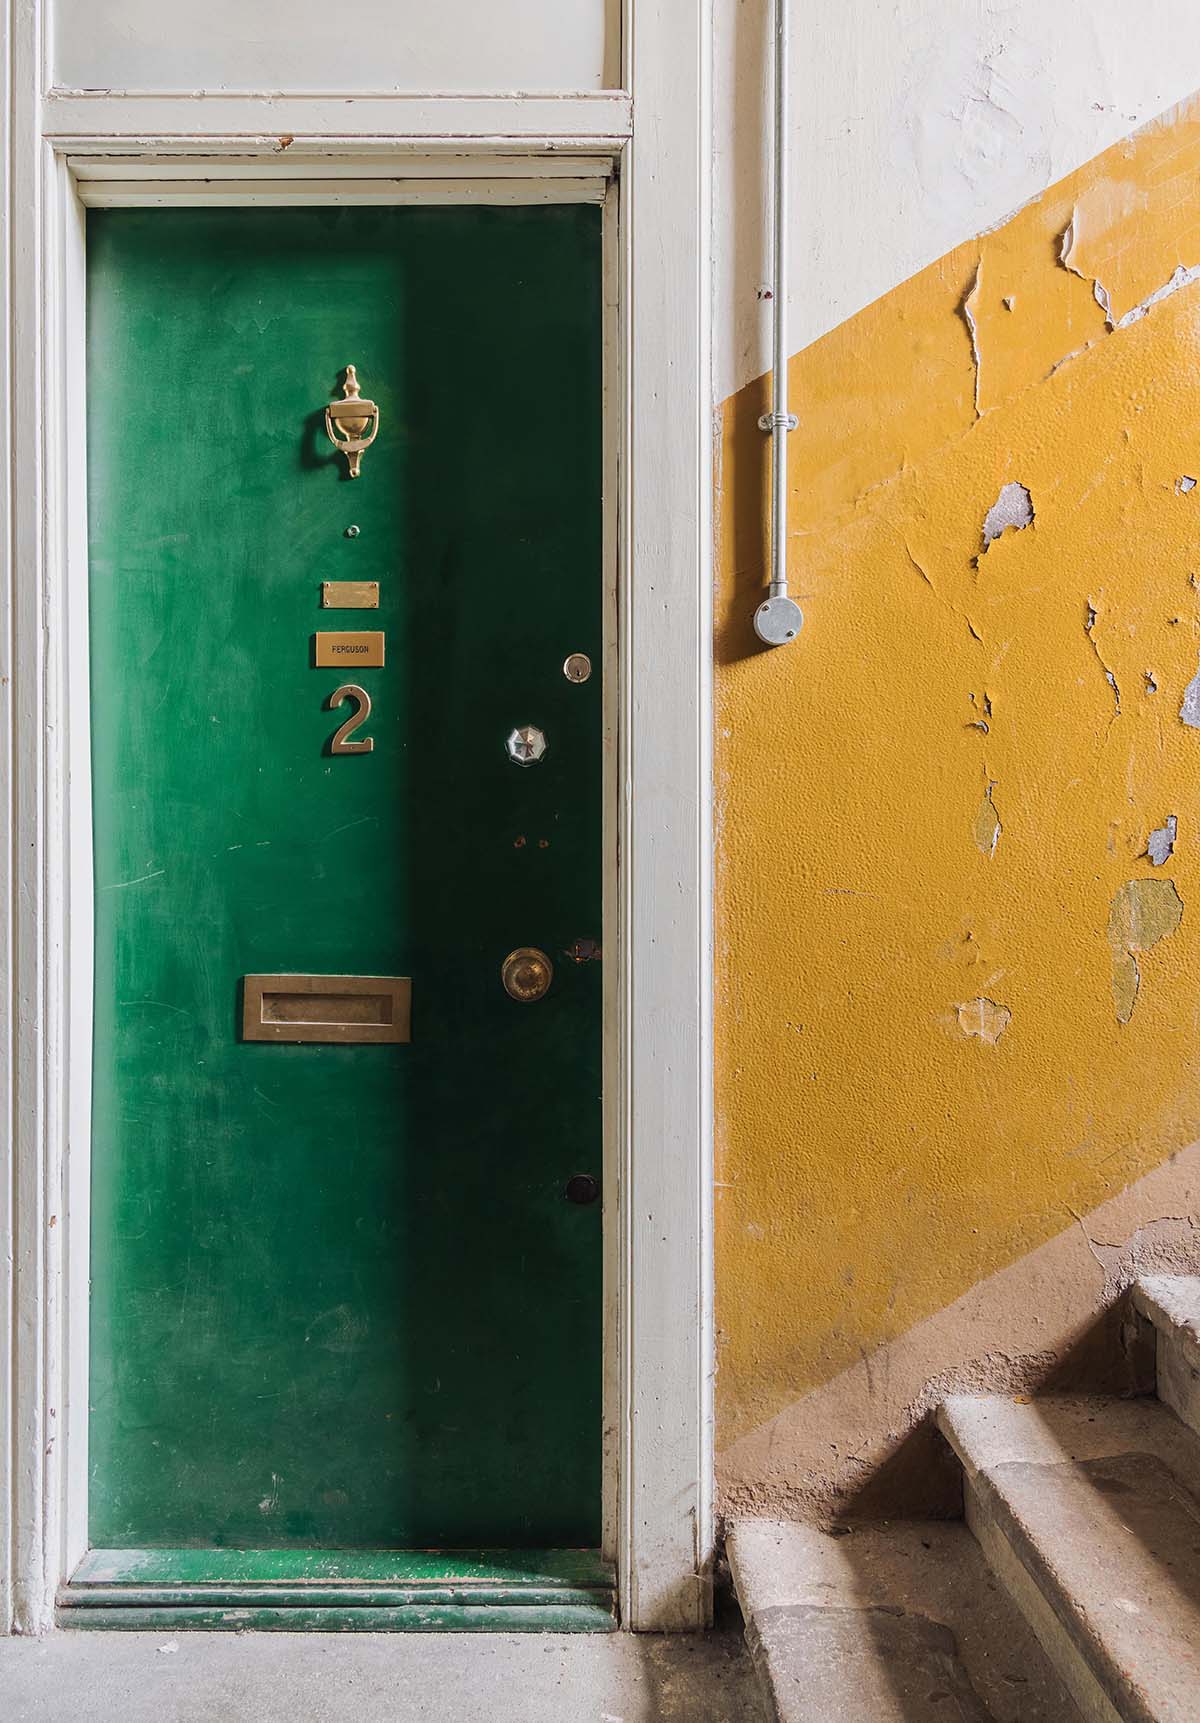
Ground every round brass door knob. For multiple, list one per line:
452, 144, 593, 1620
501, 946, 554, 1003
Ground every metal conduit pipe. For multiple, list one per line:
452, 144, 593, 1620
752, 0, 804, 647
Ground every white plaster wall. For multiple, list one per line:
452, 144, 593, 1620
716, 0, 1200, 400
53, 0, 617, 96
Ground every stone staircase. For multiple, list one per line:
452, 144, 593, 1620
728, 1275, 1200, 1722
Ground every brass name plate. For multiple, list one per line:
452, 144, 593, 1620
322, 581, 379, 610
314, 630, 385, 667
242, 974, 411, 1044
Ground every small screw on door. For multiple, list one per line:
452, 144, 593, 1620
506, 725, 547, 766
565, 1173, 601, 1205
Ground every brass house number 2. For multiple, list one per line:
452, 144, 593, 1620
327, 684, 374, 755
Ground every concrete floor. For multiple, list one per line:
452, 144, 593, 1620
0, 1625, 763, 1722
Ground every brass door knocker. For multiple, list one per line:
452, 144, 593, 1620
325, 366, 380, 478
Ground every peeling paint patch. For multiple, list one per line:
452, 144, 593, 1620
966, 691, 992, 733
1053, 215, 1200, 360
1178, 476, 1197, 495
1180, 658, 1200, 728
1114, 262, 1200, 330
1107, 879, 1184, 1024
1058, 216, 1081, 277
904, 541, 984, 644
1084, 601, 1121, 716
1144, 671, 1158, 695
1059, 214, 1111, 330
973, 781, 1001, 857
980, 482, 1033, 549
956, 997, 1011, 1045
960, 262, 983, 422
1146, 815, 1178, 866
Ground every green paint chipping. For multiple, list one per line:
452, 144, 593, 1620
86, 206, 604, 1558
1107, 878, 1184, 1023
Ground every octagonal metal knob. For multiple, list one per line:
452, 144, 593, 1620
506, 724, 547, 766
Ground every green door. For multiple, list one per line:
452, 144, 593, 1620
81, 205, 605, 1623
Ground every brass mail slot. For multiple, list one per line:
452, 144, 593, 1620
242, 974, 411, 1044
322, 581, 379, 610
314, 630, 385, 668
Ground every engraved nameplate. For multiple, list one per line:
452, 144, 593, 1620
314, 630, 385, 667
322, 581, 379, 610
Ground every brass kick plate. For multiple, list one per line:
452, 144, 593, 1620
242, 974, 411, 1044
314, 630, 385, 668
322, 581, 379, 610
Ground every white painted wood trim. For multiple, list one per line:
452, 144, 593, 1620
69, 153, 617, 179
4, 1, 714, 1640
619, 0, 714, 1631
59, 167, 92, 1588
7, 0, 63, 1631
75, 179, 609, 208
42, 93, 633, 150
600, 182, 622, 1572
0, 0, 14, 1639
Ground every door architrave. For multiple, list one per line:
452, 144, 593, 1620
2, 4, 713, 1637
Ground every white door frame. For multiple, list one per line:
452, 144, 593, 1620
1, 1, 713, 1637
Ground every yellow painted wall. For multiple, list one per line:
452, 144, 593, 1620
715, 99, 1200, 1456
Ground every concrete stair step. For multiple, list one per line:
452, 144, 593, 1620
726, 1517, 1083, 1723
1133, 1275, 1200, 1440
937, 1393, 1200, 1723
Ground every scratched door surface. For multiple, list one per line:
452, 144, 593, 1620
86, 206, 603, 1550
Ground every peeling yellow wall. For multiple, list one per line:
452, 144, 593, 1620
715, 98, 1200, 1477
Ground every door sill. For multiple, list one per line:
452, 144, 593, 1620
57, 1548, 616, 1632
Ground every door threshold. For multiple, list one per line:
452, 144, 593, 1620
57, 1548, 616, 1632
